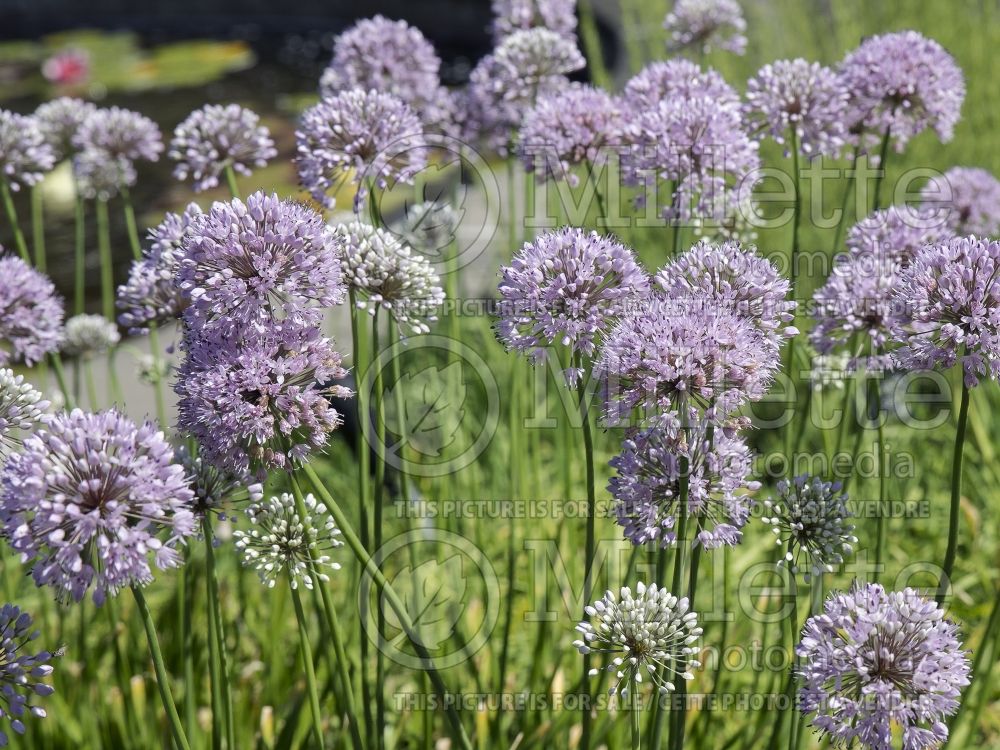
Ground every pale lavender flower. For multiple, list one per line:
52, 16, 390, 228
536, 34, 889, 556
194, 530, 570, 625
61, 314, 119, 358
33, 97, 97, 161
0, 255, 64, 367
517, 83, 624, 185
177, 192, 345, 337
0, 111, 55, 191
393, 200, 460, 261
744, 59, 849, 158
839, 31, 965, 150
169, 104, 277, 192
0, 604, 60, 746
891, 236, 1000, 387
761, 475, 855, 581
175, 323, 351, 476
117, 203, 203, 334
496, 227, 650, 370
609, 409, 759, 549
493, 0, 576, 40
176, 445, 263, 519
846, 205, 954, 266
573, 582, 701, 697
921, 167, 1000, 238
664, 0, 747, 55
797, 583, 970, 750
0, 369, 48, 456
73, 106, 163, 164
0, 408, 196, 603
296, 89, 427, 211
623, 59, 740, 114
72, 149, 136, 200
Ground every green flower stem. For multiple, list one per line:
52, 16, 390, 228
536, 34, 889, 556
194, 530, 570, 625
49, 353, 75, 409
831, 146, 860, 254
874, 415, 887, 584
290, 584, 327, 750
74, 190, 87, 315
577, 0, 611, 89
576, 352, 597, 750
178, 557, 197, 743
0, 178, 30, 262
96, 198, 114, 320
784, 129, 803, 468
30, 185, 45, 272
301, 461, 474, 750
631, 691, 642, 750
224, 165, 241, 200
205, 558, 223, 750
132, 585, 192, 750
203, 516, 236, 750
371, 307, 387, 750
937, 378, 971, 605
586, 159, 607, 231
872, 127, 892, 213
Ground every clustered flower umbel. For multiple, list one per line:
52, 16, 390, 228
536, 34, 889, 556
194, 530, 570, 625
491, 0, 577, 41
296, 88, 427, 212
117, 203, 203, 333
72, 106, 163, 199
0, 110, 55, 191
797, 583, 971, 750
175, 445, 263, 518
663, 0, 747, 56
846, 205, 953, 266
623, 59, 740, 114
0, 409, 196, 603
0, 603, 60, 746
838, 30, 965, 151
574, 582, 702, 697
0, 255, 65, 367
33, 97, 97, 162
921, 166, 1000, 237
393, 200, 460, 262
337, 220, 445, 336
0, 369, 48, 456
496, 227, 649, 373
761, 475, 856, 581
169, 104, 277, 192
234, 492, 343, 590
744, 58, 849, 158
61, 314, 120, 358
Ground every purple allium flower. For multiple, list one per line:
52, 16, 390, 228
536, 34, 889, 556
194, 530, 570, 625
116, 203, 203, 334
598, 295, 778, 420
72, 149, 136, 201
655, 238, 797, 347
744, 59, 849, 158
609, 409, 758, 549
33, 97, 97, 162
492, 0, 577, 41
234, 491, 343, 589
624, 59, 740, 114
319, 16, 453, 131
664, 0, 747, 56
846, 205, 954, 266
838, 31, 965, 150
921, 167, 1000, 238
337, 221, 445, 335
496, 227, 650, 369
0, 369, 48, 456
0, 603, 60, 745
169, 104, 277, 192
797, 583, 971, 750
175, 324, 351, 476
73, 106, 163, 164
61, 314, 119, 358
0, 408, 196, 603
0, 255, 64, 367
295, 89, 427, 211
517, 83, 624, 185
0, 111, 56, 191
573, 581, 702, 697
177, 192, 345, 337
761, 475, 856, 581
891, 236, 1000, 387
176, 445, 263, 518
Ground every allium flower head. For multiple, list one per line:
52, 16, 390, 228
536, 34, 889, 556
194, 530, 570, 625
0, 111, 56, 191
234, 492, 343, 589
846, 205, 953, 266
797, 583, 971, 750
497, 227, 649, 370
655, 238, 796, 347
296, 89, 427, 212
664, 0, 747, 55
492, 0, 577, 41
176, 445, 263, 518
610, 410, 758, 549
891, 235, 1000, 387
177, 192, 344, 336
839, 31, 965, 150
762, 475, 855, 581
61, 314, 120, 357
573, 582, 702, 697
175, 324, 351, 476
0, 370, 48, 456
0, 255, 64, 367
624, 60, 740, 114
744, 59, 849, 158
0, 604, 60, 745
73, 106, 163, 163
517, 83, 624, 185
0, 409, 196, 603
337, 221, 445, 335
117, 203, 203, 334
921, 167, 1000, 238
169, 104, 277, 192
393, 200, 460, 261
72, 149, 136, 200
33, 97, 97, 161
319, 16, 453, 131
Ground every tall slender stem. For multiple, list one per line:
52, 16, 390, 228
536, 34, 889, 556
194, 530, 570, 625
371, 308, 387, 750
577, 0, 611, 89
49, 353, 75, 409
74, 190, 87, 315
30, 185, 45, 272
831, 146, 860, 253
631, 691, 642, 750
937, 378, 970, 605
872, 127, 892, 212
205, 555, 223, 750
203, 516, 235, 750
784, 129, 803, 468
290, 584, 327, 750
0, 178, 30, 262
874, 415, 887, 584
576, 352, 597, 750
224, 166, 241, 200
96, 198, 114, 320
